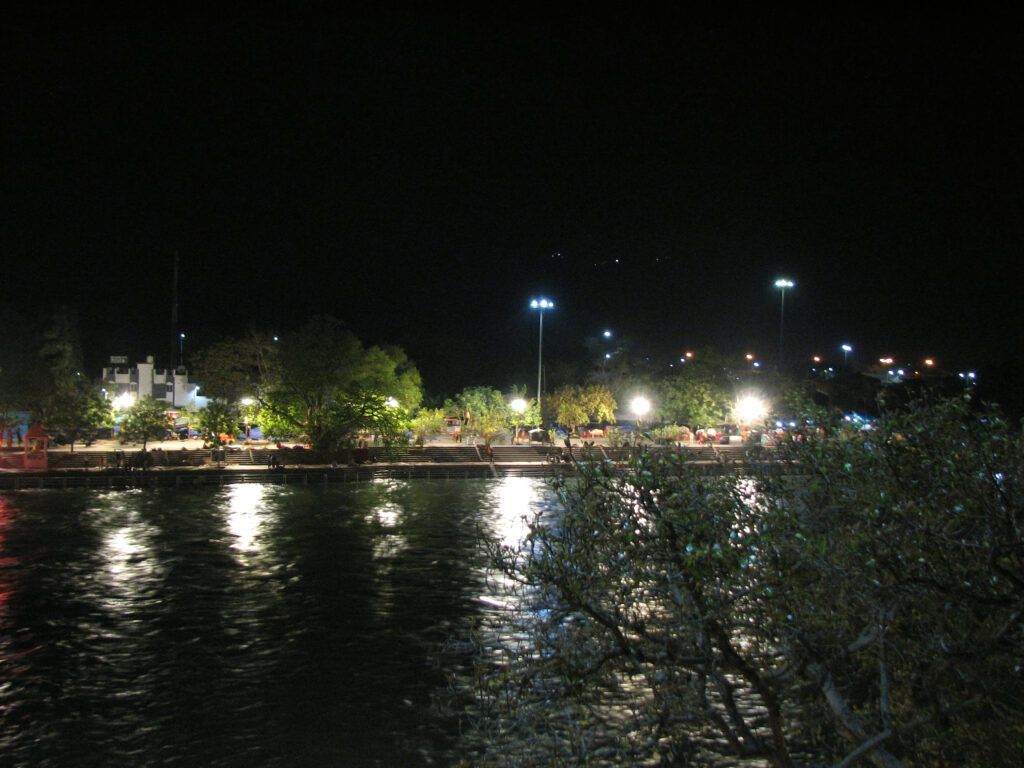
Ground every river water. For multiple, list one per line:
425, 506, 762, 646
0, 478, 554, 766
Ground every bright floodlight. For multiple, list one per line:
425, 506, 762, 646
630, 396, 651, 418
510, 398, 527, 414
112, 392, 136, 410
841, 344, 853, 352
735, 395, 767, 424
530, 298, 553, 309
774, 278, 794, 289
240, 397, 255, 406
603, 330, 612, 338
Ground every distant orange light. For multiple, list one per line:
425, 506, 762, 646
685, 351, 694, 359
812, 355, 822, 363
745, 353, 754, 361
924, 358, 934, 367
879, 357, 894, 365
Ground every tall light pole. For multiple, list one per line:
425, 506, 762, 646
774, 279, 794, 367
530, 298, 553, 420
178, 333, 186, 368
841, 343, 853, 367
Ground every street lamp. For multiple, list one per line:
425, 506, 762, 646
734, 395, 767, 425
603, 329, 612, 339
631, 396, 651, 430
530, 298, 553, 419
178, 333, 186, 367
510, 398, 527, 444
841, 343, 853, 366
774, 278, 794, 366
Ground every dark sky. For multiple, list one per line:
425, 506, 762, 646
4, 7, 1022, 396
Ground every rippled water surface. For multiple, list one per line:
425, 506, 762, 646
0, 479, 554, 766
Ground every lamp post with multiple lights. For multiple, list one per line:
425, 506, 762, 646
774, 278, 794, 367
601, 329, 613, 376
530, 298, 553, 419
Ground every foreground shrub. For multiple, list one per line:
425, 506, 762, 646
459, 397, 1023, 767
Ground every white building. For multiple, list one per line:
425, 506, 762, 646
101, 355, 208, 410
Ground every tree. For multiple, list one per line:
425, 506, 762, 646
38, 385, 111, 451
547, 384, 617, 434
462, 397, 1024, 767
656, 348, 734, 426
34, 310, 111, 450
547, 385, 588, 433
197, 399, 238, 447
446, 387, 512, 446
120, 397, 170, 449
190, 331, 276, 403
258, 316, 423, 453
0, 310, 43, 440
409, 407, 447, 446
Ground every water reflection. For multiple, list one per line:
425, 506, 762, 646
0, 479, 556, 766
487, 477, 540, 547
99, 518, 160, 603
225, 483, 269, 554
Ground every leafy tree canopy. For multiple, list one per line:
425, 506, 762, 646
197, 399, 238, 447
656, 346, 736, 426
257, 316, 423, 451
33, 310, 110, 449
446, 387, 512, 445
190, 332, 276, 403
409, 407, 448, 446
464, 396, 1024, 767
120, 397, 170, 449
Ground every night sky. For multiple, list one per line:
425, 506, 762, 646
4, 7, 1022, 397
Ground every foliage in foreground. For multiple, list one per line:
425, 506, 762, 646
459, 397, 1023, 767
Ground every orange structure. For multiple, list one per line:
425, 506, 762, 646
23, 424, 49, 470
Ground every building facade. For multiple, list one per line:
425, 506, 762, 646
100, 355, 208, 410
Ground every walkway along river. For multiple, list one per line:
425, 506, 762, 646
0, 444, 794, 490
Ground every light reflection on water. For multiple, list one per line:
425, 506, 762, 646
226, 483, 269, 554
0, 479, 555, 767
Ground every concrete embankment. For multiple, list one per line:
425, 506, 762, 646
0, 444, 796, 490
